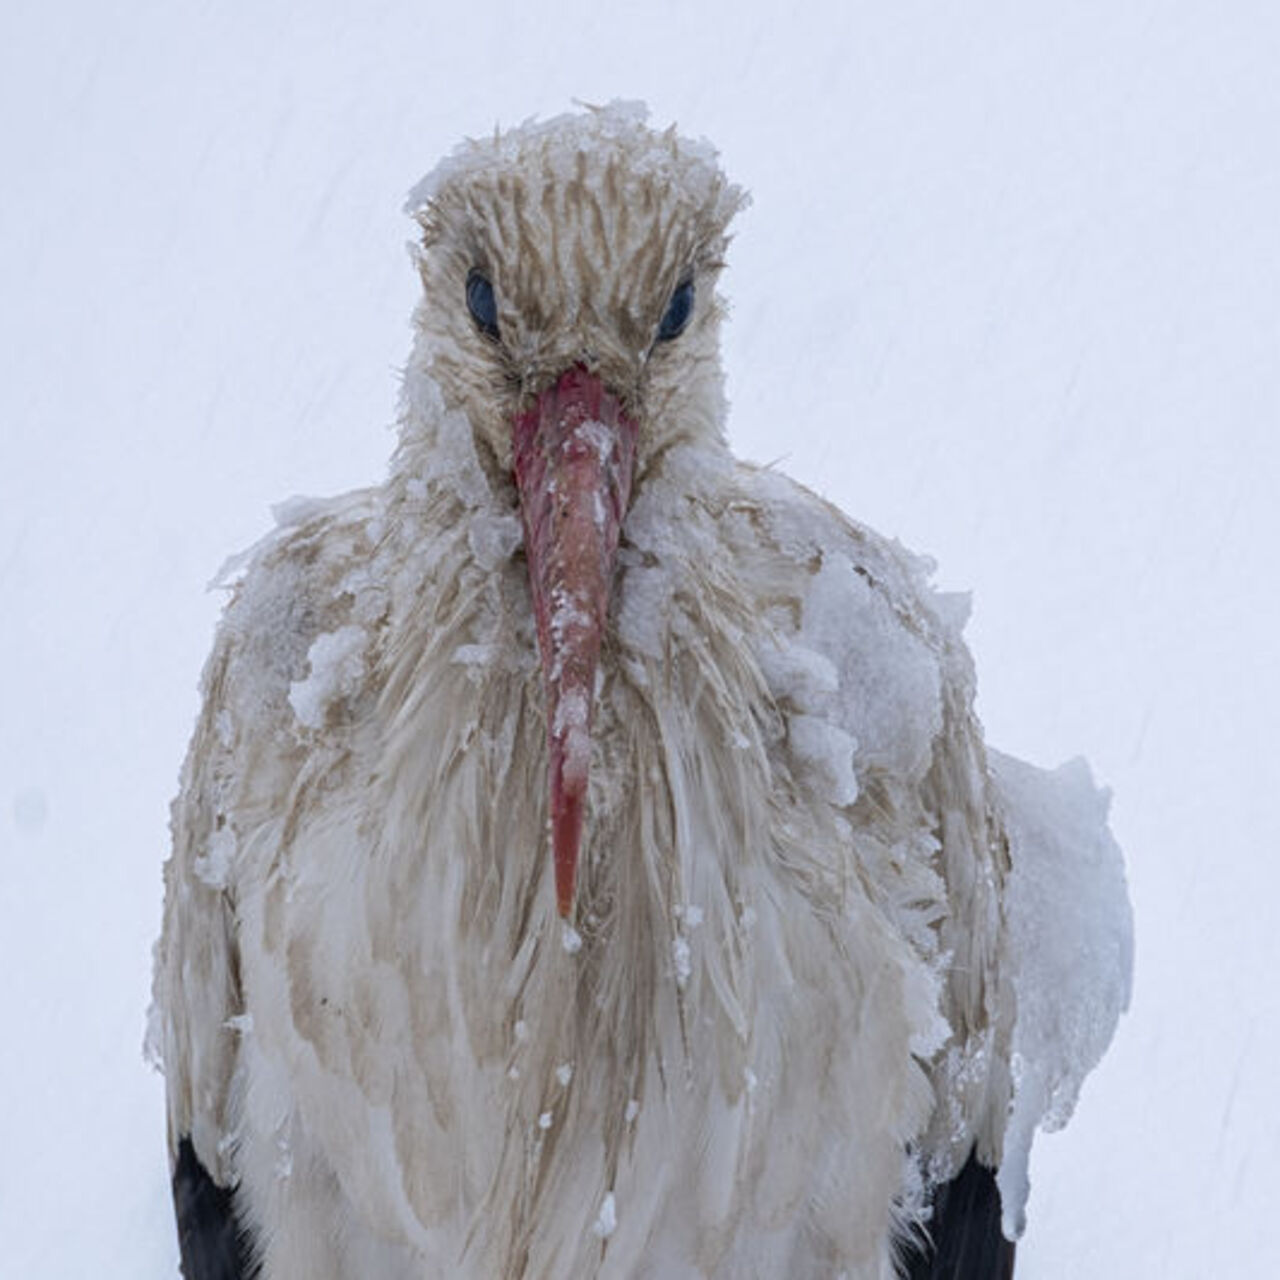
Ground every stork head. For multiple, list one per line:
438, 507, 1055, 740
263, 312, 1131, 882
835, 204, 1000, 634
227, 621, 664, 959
403, 103, 746, 917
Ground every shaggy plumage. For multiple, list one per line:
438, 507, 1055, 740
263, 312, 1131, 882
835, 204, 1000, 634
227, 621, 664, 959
151, 104, 1131, 1279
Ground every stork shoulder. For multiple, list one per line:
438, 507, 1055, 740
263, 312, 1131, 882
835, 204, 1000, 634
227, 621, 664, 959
152, 487, 386, 1166
726, 462, 977, 789
191, 487, 391, 770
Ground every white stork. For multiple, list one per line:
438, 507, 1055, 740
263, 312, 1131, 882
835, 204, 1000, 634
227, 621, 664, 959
150, 103, 1132, 1280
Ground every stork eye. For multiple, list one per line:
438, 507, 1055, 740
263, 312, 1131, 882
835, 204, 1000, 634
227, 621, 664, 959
656, 278, 695, 342
466, 270, 500, 340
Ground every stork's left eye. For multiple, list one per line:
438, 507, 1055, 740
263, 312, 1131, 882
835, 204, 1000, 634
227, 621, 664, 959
656, 278, 695, 342
466, 269, 500, 340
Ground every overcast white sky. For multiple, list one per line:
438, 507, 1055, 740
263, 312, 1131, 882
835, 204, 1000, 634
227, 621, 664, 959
2, 2, 1276, 1275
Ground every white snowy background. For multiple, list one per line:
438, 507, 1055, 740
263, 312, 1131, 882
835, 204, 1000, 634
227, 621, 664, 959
2, 1, 1275, 1275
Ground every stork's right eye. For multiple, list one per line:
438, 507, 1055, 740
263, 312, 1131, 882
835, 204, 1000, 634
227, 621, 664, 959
466, 270, 499, 340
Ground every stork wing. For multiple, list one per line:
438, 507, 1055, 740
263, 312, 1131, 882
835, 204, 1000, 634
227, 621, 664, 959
734, 466, 1129, 1264
901, 1153, 1016, 1279
172, 1137, 254, 1279
152, 618, 256, 1274
150, 489, 384, 1276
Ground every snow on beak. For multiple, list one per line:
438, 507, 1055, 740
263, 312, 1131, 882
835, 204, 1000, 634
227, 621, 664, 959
511, 366, 638, 918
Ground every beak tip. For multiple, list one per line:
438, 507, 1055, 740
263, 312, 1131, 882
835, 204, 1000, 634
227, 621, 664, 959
552, 781, 583, 920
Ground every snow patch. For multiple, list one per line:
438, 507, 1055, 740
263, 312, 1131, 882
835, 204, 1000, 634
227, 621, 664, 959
990, 751, 1133, 1239
288, 625, 367, 730
787, 714, 859, 807
799, 550, 942, 782
592, 1191, 617, 1239
617, 564, 670, 659
757, 639, 839, 711
274, 1134, 293, 1181
403, 371, 491, 508
451, 643, 497, 669
193, 825, 237, 890
672, 935, 692, 988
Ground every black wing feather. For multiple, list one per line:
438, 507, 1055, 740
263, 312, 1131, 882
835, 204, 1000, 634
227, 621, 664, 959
172, 1137, 255, 1280
902, 1152, 1016, 1280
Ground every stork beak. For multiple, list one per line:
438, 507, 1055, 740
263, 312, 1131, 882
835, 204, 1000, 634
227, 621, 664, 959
512, 366, 638, 918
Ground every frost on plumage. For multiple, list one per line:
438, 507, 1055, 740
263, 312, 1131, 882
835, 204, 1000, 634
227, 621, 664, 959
559, 724, 592, 787
990, 750, 1134, 1238
271, 494, 338, 529
340, 563, 389, 625
552, 688, 590, 736
142, 1000, 164, 1073
405, 99, 742, 234
576, 419, 615, 466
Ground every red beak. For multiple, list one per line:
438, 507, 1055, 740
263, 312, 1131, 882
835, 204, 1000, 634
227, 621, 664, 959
511, 367, 638, 917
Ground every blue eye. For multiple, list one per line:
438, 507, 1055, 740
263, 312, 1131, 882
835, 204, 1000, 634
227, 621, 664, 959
656, 278, 695, 342
466, 269, 499, 340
